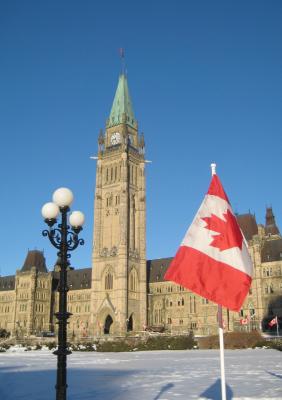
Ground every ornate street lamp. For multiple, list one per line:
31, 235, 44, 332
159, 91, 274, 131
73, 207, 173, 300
42, 187, 85, 400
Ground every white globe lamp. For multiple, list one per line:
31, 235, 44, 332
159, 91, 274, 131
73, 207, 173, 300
52, 187, 73, 208
41, 202, 60, 220
69, 211, 85, 228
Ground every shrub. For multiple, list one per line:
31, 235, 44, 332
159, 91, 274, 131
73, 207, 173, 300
46, 341, 57, 350
268, 339, 282, 351
96, 340, 132, 352
1, 343, 10, 350
0, 328, 10, 338
138, 333, 196, 351
198, 331, 267, 350
94, 333, 196, 352
70, 342, 97, 351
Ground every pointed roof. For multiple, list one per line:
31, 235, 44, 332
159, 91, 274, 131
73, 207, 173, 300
21, 250, 48, 273
236, 213, 258, 241
108, 74, 136, 128
265, 207, 280, 236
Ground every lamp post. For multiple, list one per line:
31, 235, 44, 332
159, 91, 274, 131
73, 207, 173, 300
42, 187, 85, 400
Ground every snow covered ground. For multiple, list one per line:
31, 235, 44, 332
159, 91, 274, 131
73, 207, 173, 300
0, 348, 281, 399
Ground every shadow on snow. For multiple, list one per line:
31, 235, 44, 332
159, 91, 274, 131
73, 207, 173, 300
200, 379, 233, 400
0, 366, 176, 400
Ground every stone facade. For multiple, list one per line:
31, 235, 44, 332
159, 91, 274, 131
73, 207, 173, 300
147, 216, 282, 336
1, 74, 282, 339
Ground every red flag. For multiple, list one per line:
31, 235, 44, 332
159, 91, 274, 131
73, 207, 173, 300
268, 316, 278, 327
164, 174, 253, 312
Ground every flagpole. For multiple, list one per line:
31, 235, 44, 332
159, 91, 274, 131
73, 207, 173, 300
276, 316, 279, 338
218, 305, 227, 400
211, 163, 227, 400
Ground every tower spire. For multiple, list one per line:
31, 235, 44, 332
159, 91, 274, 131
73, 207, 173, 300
108, 73, 137, 129
265, 207, 280, 236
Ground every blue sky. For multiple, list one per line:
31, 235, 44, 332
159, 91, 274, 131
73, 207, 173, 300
0, 1, 281, 275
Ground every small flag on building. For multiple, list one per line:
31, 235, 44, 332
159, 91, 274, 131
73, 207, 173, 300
268, 316, 278, 327
240, 317, 249, 325
164, 172, 253, 312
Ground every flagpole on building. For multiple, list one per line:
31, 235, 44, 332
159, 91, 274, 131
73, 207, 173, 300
211, 163, 227, 400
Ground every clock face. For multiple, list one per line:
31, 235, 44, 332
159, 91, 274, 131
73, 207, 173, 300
110, 132, 121, 145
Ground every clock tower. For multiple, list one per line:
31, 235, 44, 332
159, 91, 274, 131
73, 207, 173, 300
91, 73, 147, 335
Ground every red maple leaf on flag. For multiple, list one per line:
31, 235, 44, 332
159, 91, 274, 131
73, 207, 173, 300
202, 209, 243, 251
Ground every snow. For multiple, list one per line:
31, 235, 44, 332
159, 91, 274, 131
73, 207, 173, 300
0, 348, 281, 399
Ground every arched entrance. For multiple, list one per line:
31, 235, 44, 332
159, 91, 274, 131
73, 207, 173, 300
104, 315, 113, 334
127, 314, 133, 332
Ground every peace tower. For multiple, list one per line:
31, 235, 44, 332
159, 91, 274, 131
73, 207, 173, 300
91, 74, 147, 335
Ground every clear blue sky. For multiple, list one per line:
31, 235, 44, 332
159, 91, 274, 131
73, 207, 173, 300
0, 1, 281, 276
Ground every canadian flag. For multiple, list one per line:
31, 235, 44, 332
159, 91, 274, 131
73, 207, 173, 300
268, 316, 278, 327
164, 173, 253, 312
240, 317, 249, 325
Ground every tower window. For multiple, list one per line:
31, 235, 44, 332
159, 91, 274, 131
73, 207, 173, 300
129, 269, 138, 292
135, 166, 137, 185
106, 196, 112, 207
105, 272, 113, 290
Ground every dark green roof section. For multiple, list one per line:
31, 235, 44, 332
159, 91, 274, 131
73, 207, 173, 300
108, 74, 136, 128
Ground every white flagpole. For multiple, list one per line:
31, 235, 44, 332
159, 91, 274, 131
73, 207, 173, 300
211, 163, 227, 400
218, 305, 227, 400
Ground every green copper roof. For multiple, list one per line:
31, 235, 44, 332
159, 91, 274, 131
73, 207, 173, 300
108, 74, 136, 128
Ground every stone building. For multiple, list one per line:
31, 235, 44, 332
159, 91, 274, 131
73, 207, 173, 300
0, 74, 282, 338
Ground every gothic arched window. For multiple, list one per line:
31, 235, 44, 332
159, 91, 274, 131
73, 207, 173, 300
129, 269, 138, 292
105, 271, 113, 290
154, 302, 162, 325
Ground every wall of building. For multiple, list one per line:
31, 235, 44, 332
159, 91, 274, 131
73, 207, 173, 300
1, 232, 282, 339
